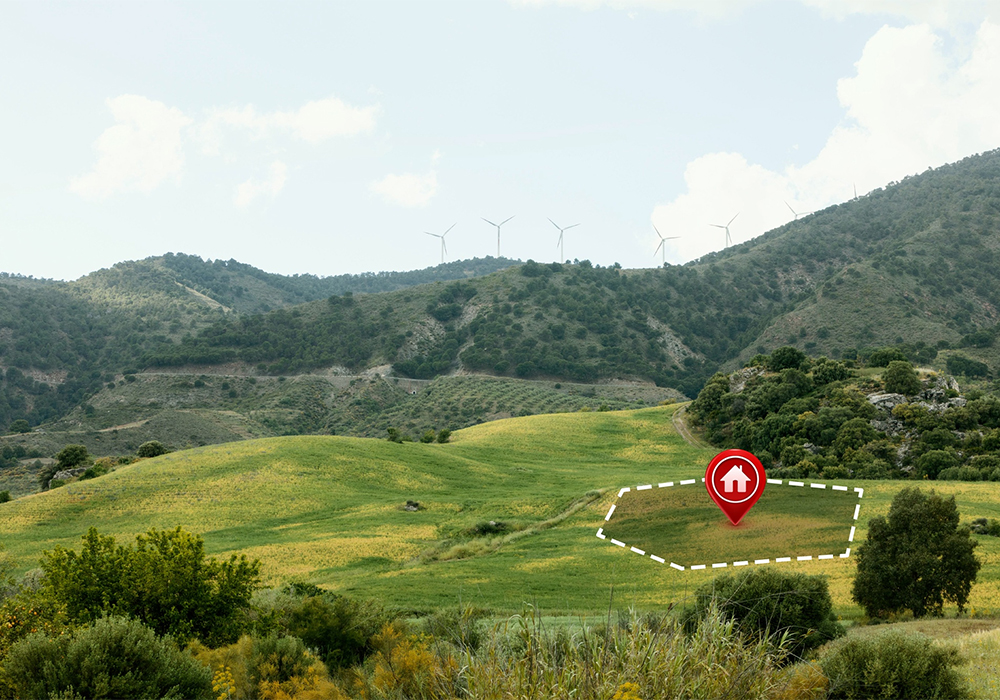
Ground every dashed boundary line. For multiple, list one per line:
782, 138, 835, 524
596, 477, 864, 571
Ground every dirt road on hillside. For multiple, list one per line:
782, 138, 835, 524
672, 404, 710, 449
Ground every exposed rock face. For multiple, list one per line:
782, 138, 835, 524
49, 467, 88, 488
870, 417, 906, 437
730, 367, 764, 394
867, 393, 907, 411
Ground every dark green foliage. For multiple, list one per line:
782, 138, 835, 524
136, 440, 167, 458
2, 616, 212, 700
386, 427, 403, 443
54, 444, 89, 469
7, 420, 30, 434
916, 450, 958, 479
867, 347, 909, 367
968, 517, 1000, 536
852, 488, 981, 618
40, 526, 262, 646
79, 463, 110, 480
882, 361, 921, 395
0, 491, 9, 503
767, 346, 807, 372
688, 568, 843, 659
420, 430, 436, 443
282, 594, 391, 669
437, 429, 451, 444
947, 354, 989, 377
423, 605, 487, 651
820, 631, 970, 700
937, 466, 981, 481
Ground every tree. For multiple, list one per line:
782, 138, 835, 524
882, 360, 921, 395
54, 444, 89, 469
915, 449, 958, 479
7, 420, 30, 434
767, 346, 807, 372
136, 440, 167, 458
40, 526, 262, 646
852, 487, 981, 618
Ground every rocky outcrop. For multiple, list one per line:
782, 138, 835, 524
49, 467, 88, 488
730, 367, 765, 394
867, 393, 907, 411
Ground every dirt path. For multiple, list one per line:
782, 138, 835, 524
98, 419, 150, 433
671, 403, 710, 449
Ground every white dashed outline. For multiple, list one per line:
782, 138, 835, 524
596, 477, 864, 571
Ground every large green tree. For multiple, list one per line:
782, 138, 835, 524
852, 488, 980, 618
40, 526, 261, 646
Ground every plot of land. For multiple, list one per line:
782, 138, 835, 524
601, 480, 861, 569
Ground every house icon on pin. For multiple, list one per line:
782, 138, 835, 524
720, 464, 752, 493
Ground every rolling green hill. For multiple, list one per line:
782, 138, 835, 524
2, 406, 1000, 620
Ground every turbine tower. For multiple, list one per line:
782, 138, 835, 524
784, 201, 813, 220
653, 225, 680, 265
549, 218, 579, 263
424, 223, 455, 264
482, 215, 514, 258
710, 213, 739, 248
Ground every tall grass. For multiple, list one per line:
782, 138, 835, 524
459, 605, 793, 700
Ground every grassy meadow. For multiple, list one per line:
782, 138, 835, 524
2, 404, 1000, 622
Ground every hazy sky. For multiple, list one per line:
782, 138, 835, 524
3, 0, 1000, 280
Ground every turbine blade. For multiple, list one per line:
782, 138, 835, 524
482, 217, 497, 227
443, 240, 448, 255
548, 218, 560, 230
500, 215, 515, 226
654, 240, 664, 255
664, 236, 680, 240
653, 224, 664, 240
444, 223, 456, 235
425, 232, 440, 238
557, 232, 564, 246
784, 201, 796, 215
728, 213, 739, 226
565, 223, 580, 230
709, 224, 725, 229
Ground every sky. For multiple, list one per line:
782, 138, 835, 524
3, 0, 1000, 281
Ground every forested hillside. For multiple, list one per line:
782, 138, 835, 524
4, 148, 1000, 437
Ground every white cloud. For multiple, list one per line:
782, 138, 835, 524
233, 160, 288, 208
200, 96, 379, 154
370, 171, 439, 208
70, 95, 192, 199
653, 20, 1000, 263
370, 151, 441, 208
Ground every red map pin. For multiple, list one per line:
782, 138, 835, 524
705, 449, 766, 526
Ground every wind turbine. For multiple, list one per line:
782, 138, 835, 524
482, 215, 514, 258
549, 218, 579, 263
653, 225, 680, 265
784, 201, 813, 220
710, 213, 739, 248
424, 223, 455, 264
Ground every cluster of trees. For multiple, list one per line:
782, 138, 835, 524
690, 346, 1000, 481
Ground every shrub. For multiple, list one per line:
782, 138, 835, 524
436, 429, 451, 444
41, 526, 261, 646
688, 568, 844, 659
916, 449, 958, 479
420, 430, 436, 443
768, 347, 807, 372
820, 631, 969, 699
423, 605, 487, 651
3, 616, 212, 700
283, 594, 391, 669
867, 347, 908, 367
882, 361, 921, 395
136, 440, 167, 458
947, 354, 989, 378
0, 491, 10, 503
938, 466, 982, 481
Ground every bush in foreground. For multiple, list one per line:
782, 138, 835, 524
820, 630, 969, 699
688, 568, 844, 659
2, 616, 212, 700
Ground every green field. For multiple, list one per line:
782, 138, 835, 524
2, 405, 1000, 620
602, 480, 860, 568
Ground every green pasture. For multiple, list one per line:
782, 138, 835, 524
2, 405, 1000, 620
